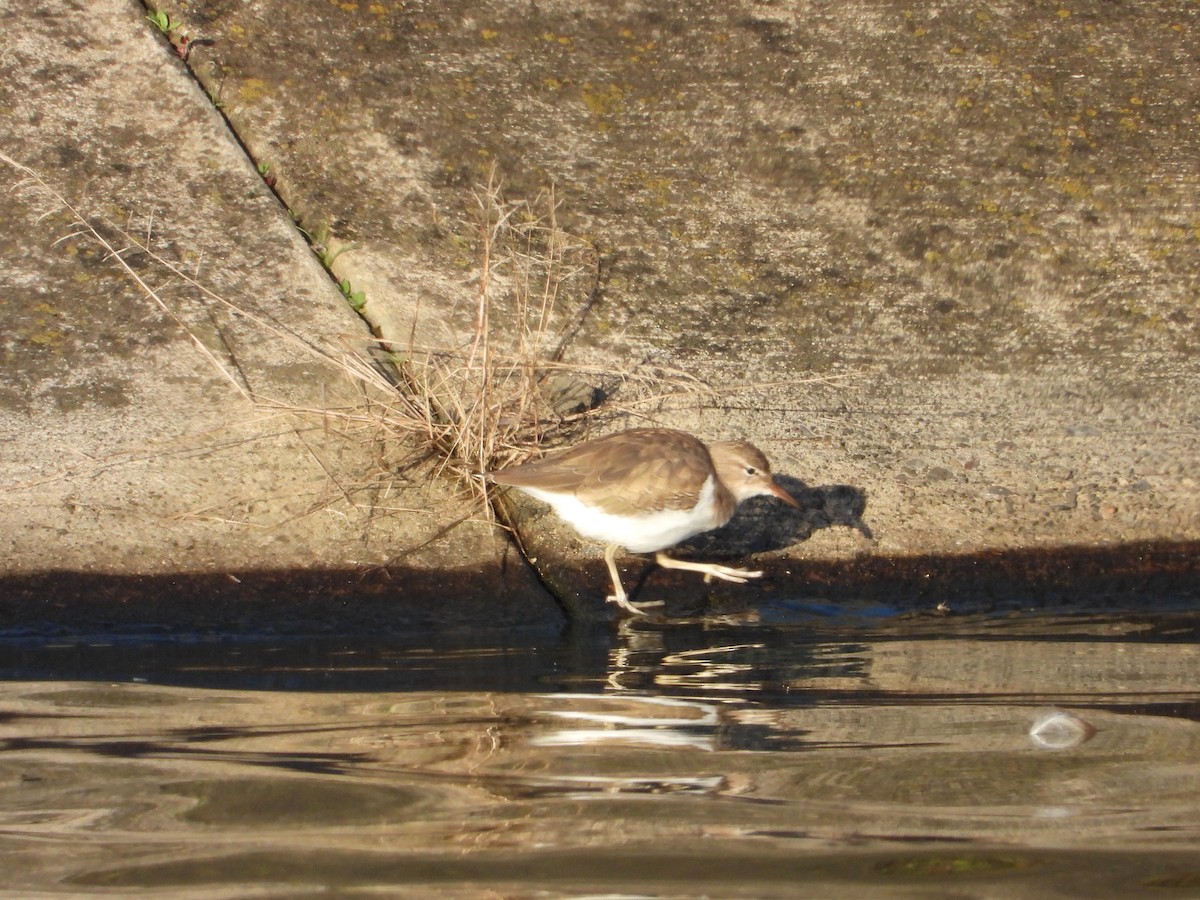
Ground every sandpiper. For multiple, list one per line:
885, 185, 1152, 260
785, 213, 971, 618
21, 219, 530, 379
490, 427, 799, 614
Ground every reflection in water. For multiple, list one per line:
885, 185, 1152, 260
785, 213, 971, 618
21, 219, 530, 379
2, 612, 1200, 895
1029, 710, 1098, 750
608, 619, 873, 695
534, 694, 720, 750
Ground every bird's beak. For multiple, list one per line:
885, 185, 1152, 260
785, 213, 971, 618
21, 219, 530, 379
768, 479, 802, 509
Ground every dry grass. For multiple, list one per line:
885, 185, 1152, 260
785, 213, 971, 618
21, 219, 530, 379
291, 164, 642, 515
373, 165, 607, 494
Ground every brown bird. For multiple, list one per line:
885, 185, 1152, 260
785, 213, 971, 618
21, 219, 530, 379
490, 428, 799, 614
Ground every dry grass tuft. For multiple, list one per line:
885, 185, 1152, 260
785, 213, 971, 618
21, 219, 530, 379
367, 165, 608, 500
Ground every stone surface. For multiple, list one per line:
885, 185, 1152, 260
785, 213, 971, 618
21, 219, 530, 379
1, 0, 1197, 625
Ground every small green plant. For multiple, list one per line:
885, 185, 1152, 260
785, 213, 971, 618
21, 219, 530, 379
146, 9, 180, 34
320, 244, 353, 268
339, 279, 366, 311
300, 223, 354, 269
256, 160, 276, 188
318, 241, 354, 269
300, 223, 365, 312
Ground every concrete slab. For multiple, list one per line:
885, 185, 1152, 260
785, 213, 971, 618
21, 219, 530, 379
1, 0, 1197, 625
0, 0, 557, 631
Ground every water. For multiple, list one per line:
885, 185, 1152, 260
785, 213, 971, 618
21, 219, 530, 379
3, 607, 1200, 897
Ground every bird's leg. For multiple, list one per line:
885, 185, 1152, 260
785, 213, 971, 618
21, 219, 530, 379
603, 543, 654, 615
654, 551, 763, 585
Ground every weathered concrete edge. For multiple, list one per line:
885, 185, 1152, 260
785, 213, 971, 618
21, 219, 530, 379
2, 539, 1195, 637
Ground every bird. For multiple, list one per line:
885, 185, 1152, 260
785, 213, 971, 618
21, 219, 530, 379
489, 427, 800, 614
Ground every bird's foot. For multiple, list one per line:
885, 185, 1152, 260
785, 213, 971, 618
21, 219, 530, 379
606, 592, 660, 616
696, 564, 763, 585
655, 552, 763, 585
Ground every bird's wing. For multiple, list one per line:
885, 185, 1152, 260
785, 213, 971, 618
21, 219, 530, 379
491, 429, 714, 516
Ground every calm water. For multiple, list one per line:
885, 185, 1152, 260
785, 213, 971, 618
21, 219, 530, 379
3, 606, 1200, 898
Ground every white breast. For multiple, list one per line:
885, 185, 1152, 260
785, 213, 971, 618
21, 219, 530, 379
521, 476, 722, 553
